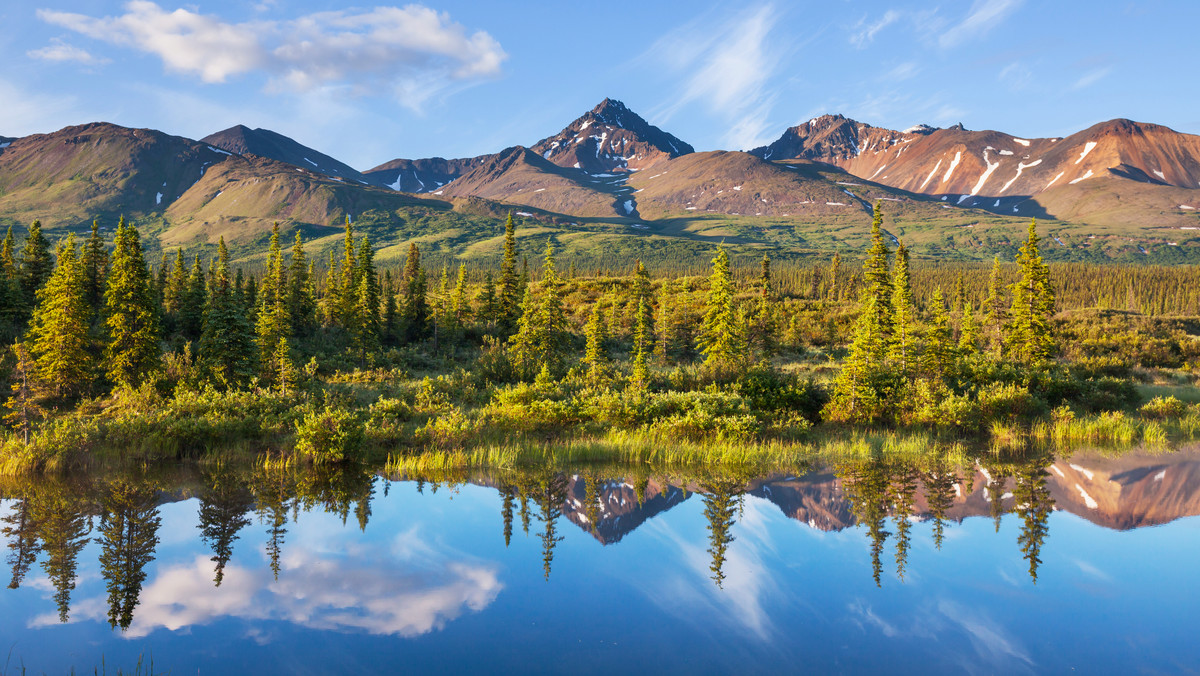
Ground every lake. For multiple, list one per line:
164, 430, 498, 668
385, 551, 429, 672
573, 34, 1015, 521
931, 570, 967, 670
2, 446, 1198, 674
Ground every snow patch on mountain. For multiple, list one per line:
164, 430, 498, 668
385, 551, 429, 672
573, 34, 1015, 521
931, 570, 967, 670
1000, 159, 1043, 193
1076, 141, 1097, 164
1069, 169, 1094, 185
960, 150, 1000, 202
942, 151, 962, 183
919, 159, 943, 191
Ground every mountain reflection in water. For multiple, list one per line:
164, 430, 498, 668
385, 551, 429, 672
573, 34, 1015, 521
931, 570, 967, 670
2, 446, 1199, 674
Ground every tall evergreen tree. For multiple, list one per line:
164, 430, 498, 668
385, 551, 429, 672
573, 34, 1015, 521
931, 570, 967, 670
1005, 219, 1056, 363
749, 254, 777, 358
82, 220, 109, 312
498, 213, 521, 333
180, 255, 207, 340
827, 252, 841, 301
631, 295, 653, 388
582, 300, 608, 380
381, 270, 398, 346
19, 219, 53, 310
27, 235, 92, 397
286, 232, 316, 335
199, 238, 256, 387
698, 247, 742, 369
959, 302, 980, 355
983, 256, 1008, 354
401, 243, 428, 341
256, 224, 292, 376
103, 220, 160, 389
336, 217, 358, 329
922, 289, 954, 380
451, 263, 470, 330
888, 241, 917, 378
508, 239, 569, 379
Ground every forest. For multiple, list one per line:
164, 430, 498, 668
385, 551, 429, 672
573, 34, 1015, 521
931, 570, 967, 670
0, 204, 1198, 474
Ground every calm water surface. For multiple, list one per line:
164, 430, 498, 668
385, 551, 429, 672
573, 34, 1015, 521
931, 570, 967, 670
1, 447, 1199, 674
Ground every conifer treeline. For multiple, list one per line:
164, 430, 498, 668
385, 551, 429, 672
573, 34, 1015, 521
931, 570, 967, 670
0, 205, 1193, 423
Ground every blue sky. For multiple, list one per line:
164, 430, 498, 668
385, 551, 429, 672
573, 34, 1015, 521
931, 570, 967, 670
1, 1, 1196, 169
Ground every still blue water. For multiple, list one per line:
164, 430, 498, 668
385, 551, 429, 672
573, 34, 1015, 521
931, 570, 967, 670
1, 449, 1198, 674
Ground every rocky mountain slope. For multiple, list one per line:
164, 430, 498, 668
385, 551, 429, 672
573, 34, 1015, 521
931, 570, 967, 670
201, 125, 369, 185
751, 115, 1200, 229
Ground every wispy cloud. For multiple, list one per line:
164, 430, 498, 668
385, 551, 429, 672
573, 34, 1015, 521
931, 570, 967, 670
643, 4, 785, 150
1071, 67, 1111, 90
37, 1, 506, 110
939, 0, 1025, 49
27, 39, 109, 66
882, 61, 920, 82
998, 61, 1032, 90
850, 10, 900, 48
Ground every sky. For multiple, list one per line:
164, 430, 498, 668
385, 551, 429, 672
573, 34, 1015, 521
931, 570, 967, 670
1, 0, 1197, 169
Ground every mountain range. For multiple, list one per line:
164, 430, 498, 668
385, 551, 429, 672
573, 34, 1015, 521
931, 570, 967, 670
1, 98, 1198, 263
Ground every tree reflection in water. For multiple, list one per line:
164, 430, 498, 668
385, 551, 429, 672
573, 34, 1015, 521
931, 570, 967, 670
0, 449, 1109, 630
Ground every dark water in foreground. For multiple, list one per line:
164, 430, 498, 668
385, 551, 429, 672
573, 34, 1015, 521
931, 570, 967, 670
2, 448, 1199, 675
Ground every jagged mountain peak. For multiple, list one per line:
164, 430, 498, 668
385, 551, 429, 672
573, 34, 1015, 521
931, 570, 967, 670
531, 98, 693, 174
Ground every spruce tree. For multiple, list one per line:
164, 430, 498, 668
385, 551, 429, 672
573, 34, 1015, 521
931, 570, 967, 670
0, 227, 19, 323
286, 232, 316, 335
1005, 219, 1055, 363
824, 207, 897, 423
861, 201, 894, 358
19, 220, 53, 309
103, 220, 160, 389
27, 235, 92, 397
827, 252, 841, 301
582, 301, 608, 380
922, 289, 954, 380
749, 254, 776, 358
479, 271, 497, 329
164, 249, 187, 323
256, 224, 291, 375
698, 247, 742, 369
5, 342, 44, 443
888, 241, 917, 378
508, 239, 568, 379
180, 255, 207, 340
631, 295, 652, 388
451, 263, 470, 330
983, 256, 1007, 355
401, 243, 428, 341
498, 213, 521, 333
336, 217, 358, 329
959, 301, 980, 355
199, 238, 256, 387
381, 270, 398, 346
83, 220, 109, 312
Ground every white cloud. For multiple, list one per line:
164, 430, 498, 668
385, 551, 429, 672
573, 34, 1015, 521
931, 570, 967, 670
1071, 67, 1110, 90
37, 2, 506, 109
31, 534, 503, 639
938, 0, 1024, 49
646, 4, 784, 150
27, 39, 109, 66
850, 10, 900, 48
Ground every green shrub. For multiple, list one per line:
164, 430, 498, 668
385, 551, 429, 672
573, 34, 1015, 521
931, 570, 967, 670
1140, 396, 1188, 420
295, 406, 364, 465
